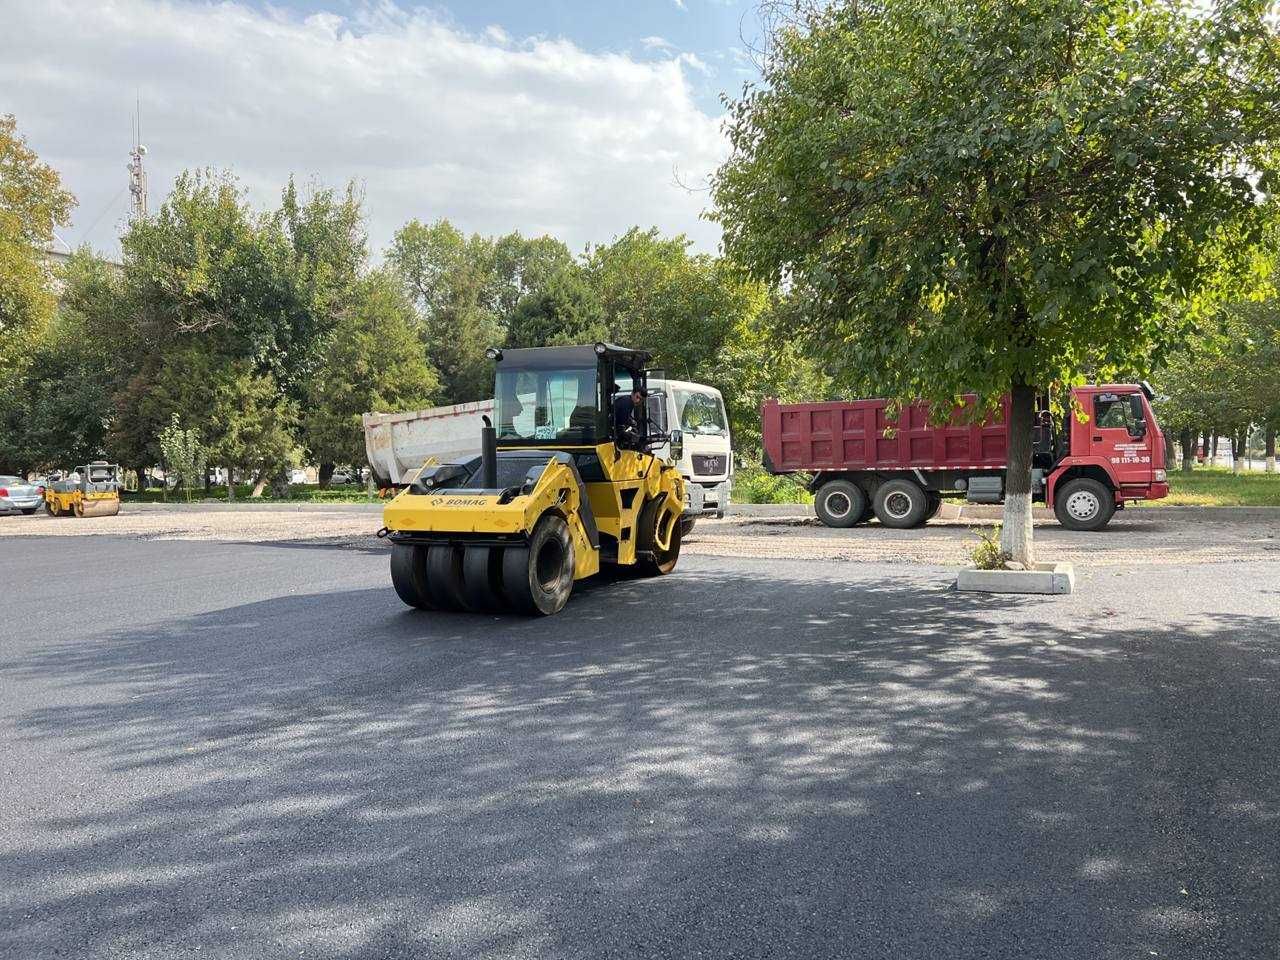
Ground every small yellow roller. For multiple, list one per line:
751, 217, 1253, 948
44, 462, 122, 518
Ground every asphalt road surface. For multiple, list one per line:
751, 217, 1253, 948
2, 536, 1277, 959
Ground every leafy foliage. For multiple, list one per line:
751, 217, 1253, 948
0, 114, 75, 365
971, 524, 1010, 570
158, 414, 206, 501
302, 270, 441, 469
714, 0, 1280, 407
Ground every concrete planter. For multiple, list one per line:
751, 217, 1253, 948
956, 562, 1075, 595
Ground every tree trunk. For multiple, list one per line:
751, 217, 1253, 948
1179, 429, 1194, 473
1000, 383, 1036, 567
1211, 432, 1219, 463
250, 469, 267, 498
1267, 426, 1276, 474
1164, 432, 1176, 471
1232, 426, 1247, 474
226, 466, 235, 502
318, 462, 334, 489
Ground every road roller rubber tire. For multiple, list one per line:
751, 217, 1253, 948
72, 501, 84, 518
461, 545, 506, 612
390, 543, 433, 610
637, 498, 682, 576
503, 514, 574, 615
44, 501, 57, 516
425, 545, 470, 611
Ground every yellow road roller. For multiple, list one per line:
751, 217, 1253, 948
381, 343, 687, 615
45, 462, 122, 517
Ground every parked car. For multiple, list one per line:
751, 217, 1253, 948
0, 475, 44, 515
330, 468, 357, 485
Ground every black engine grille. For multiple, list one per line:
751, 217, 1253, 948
692, 454, 727, 477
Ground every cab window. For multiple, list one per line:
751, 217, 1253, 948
1094, 393, 1141, 430
494, 367, 599, 443
676, 390, 727, 436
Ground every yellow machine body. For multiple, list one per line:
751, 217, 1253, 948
382, 344, 687, 615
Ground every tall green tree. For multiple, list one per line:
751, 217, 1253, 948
207, 361, 298, 496
387, 219, 504, 403
0, 114, 75, 363
714, 0, 1280, 562
387, 219, 579, 403
302, 271, 441, 481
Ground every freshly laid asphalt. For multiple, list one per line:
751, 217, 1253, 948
1, 536, 1277, 959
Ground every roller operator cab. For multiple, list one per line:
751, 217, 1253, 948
762, 383, 1168, 532
382, 343, 687, 615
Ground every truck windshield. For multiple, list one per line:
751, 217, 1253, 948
494, 367, 599, 444
675, 389, 727, 436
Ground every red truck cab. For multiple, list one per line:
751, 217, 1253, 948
1047, 384, 1168, 525
761, 382, 1168, 531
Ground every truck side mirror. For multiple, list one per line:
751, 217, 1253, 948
668, 429, 683, 462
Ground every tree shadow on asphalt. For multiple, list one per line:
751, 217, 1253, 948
2, 568, 1277, 959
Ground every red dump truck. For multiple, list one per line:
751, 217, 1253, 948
762, 384, 1168, 531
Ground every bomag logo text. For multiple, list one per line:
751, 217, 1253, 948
428, 496, 494, 507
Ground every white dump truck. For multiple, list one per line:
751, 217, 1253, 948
363, 380, 733, 525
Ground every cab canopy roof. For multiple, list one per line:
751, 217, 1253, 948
493, 343, 651, 371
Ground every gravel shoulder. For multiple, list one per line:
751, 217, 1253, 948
4, 503, 1278, 567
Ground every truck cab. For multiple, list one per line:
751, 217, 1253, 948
643, 378, 733, 525
1046, 383, 1168, 527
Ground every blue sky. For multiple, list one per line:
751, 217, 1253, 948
2, 0, 764, 256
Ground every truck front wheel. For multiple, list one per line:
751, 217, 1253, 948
873, 479, 929, 529
1054, 478, 1116, 532
814, 480, 867, 528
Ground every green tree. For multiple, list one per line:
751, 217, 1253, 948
387, 219, 504, 403
158, 414, 206, 501
302, 271, 441, 481
506, 266, 606, 349
585, 228, 754, 381
0, 114, 75, 365
207, 361, 298, 497
714, 0, 1280, 562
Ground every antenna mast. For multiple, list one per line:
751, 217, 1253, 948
127, 99, 148, 222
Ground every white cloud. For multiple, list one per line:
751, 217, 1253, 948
640, 35, 677, 51
0, 0, 727, 257
678, 52, 713, 76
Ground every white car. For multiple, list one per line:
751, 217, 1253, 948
0, 475, 44, 515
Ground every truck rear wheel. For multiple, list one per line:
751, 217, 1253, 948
503, 514, 575, 615
390, 543, 434, 610
814, 480, 867, 528
873, 479, 929, 529
1054, 478, 1115, 531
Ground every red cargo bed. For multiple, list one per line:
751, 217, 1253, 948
762, 396, 1012, 474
